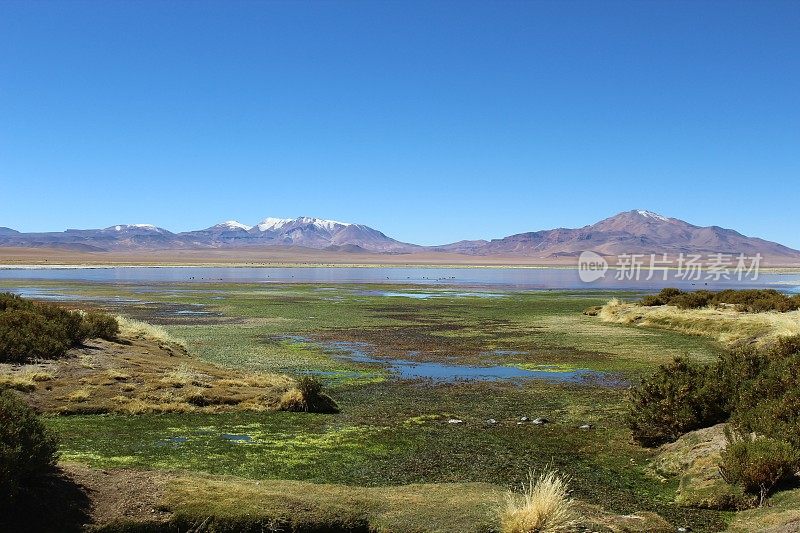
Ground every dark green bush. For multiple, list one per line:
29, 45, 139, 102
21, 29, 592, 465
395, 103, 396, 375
0, 310, 75, 363
719, 429, 800, 504
81, 311, 120, 341
658, 287, 684, 300
639, 295, 664, 306
639, 288, 684, 307
638, 288, 799, 313
670, 290, 715, 310
629, 335, 800, 448
0, 389, 59, 509
627, 357, 729, 446
0, 293, 119, 363
731, 347, 800, 448
774, 335, 800, 357
713, 289, 800, 313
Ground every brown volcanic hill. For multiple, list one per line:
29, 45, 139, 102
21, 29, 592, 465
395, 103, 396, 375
436, 210, 800, 262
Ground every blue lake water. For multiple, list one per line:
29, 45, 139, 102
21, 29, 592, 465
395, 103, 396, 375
280, 336, 617, 385
1, 266, 799, 291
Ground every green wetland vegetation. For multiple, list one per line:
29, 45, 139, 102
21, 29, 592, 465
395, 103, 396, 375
8, 280, 794, 531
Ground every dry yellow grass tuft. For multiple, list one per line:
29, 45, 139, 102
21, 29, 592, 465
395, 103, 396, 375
499, 469, 576, 533
67, 388, 92, 402
119, 397, 196, 414
160, 363, 205, 388
106, 369, 130, 381
78, 354, 97, 369
116, 315, 186, 347
215, 378, 250, 388
0, 371, 55, 392
279, 387, 305, 410
0, 374, 36, 392
599, 300, 800, 348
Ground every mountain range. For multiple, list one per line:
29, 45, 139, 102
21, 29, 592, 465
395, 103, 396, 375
1, 211, 798, 263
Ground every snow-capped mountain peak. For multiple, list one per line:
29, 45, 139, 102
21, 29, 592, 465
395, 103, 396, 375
255, 217, 352, 232
635, 210, 670, 222
106, 224, 168, 234
213, 220, 252, 231
255, 217, 293, 232
118, 224, 156, 230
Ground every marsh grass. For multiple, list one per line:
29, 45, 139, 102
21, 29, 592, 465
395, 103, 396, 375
600, 300, 800, 348
164, 475, 506, 533
500, 469, 576, 533
7, 282, 731, 530
116, 315, 186, 347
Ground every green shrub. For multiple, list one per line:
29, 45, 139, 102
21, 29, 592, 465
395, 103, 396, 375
0, 293, 119, 363
719, 429, 800, 505
670, 290, 715, 310
772, 334, 800, 357
627, 357, 729, 446
629, 335, 800, 449
639, 295, 664, 307
0, 292, 34, 312
658, 287, 684, 300
638, 288, 800, 313
0, 389, 59, 510
639, 288, 684, 307
0, 310, 75, 363
731, 349, 800, 448
81, 311, 120, 341
713, 289, 800, 313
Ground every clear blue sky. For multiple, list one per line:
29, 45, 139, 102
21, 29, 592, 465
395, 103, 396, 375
1, 1, 798, 247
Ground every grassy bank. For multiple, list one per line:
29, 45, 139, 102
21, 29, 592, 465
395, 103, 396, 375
599, 298, 800, 348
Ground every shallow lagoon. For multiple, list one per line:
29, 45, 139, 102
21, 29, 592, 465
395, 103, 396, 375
283, 336, 615, 384
2, 265, 799, 291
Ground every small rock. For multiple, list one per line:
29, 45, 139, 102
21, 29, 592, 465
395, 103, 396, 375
677, 528, 692, 533
486, 418, 497, 425
448, 418, 464, 424
532, 418, 548, 425
520, 416, 530, 422
579, 424, 593, 429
